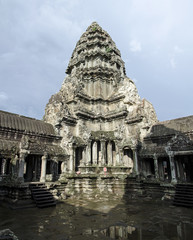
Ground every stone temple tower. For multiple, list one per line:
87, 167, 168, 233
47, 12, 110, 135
44, 22, 157, 175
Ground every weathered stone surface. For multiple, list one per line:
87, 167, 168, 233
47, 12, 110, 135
44, 22, 158, 173
0, 229, 19, 240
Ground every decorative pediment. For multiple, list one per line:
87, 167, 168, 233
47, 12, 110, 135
167, 134, 193, 151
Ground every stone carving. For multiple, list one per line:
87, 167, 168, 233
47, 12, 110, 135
167, 134, 193, 150
118, 77, 140, 105
20, 135, 29, 150
43, 22, 158, 172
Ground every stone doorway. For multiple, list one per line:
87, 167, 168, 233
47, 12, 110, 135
75, 147, 84, 171
24, 155, 41, 182
142, 158, 155, 178
158, 157, 171, 181
123, 148, 133, 170
175, 155, 193, 182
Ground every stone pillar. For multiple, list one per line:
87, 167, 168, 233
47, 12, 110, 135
40, 154, 47, 182
61, 160, 67, 173
82, 147, 86, 166
32, 156, 38, 182
53, 158, 58, 180
168, 152, 177, 183
178, 158, 185, 181
1, 158, 7, 175
18, 152, 27, 181
68, 144, 74, 172
92, 141, 98, 165
107, 142, 113, 166
115, 144, 120, 166
132, 148, 139, 175
86, 141, 91, 166
119, 149, 124, 166
153, 154, 159, 179
11, 155, 19, 176
101, 140, 106, 166
73, 148, 76, 171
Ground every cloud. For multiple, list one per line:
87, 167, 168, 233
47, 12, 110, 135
170, 57, 176, 69
129, 40, 141, 52
0, 92, 8, 101
174, 45, 183, 54
0, 0, 193, 122
169, 45, 183, 69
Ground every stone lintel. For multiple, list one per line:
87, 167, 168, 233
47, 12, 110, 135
62, 116, 77, 126
75, 110, 127, 121
76, 92, 124, 103
125, 116, 143, 124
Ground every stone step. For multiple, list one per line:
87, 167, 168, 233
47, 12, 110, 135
30, 184, 56, 208
173, 201, 193, 207
174, 194, 193, 199
176, 184, 193, 188
173, 184, 193, 208
34, 195, 53, 200
31, 186, 47, 190
37, 202, 56, 208
175, 190, 193, 195
173, 197, 193, 202
36, 198, 55, 204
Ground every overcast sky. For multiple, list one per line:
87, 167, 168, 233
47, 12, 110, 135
0, 0, 192, 122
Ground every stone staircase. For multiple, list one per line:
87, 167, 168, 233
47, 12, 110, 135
30, 183, 56, 208
143, 182, 164, 198
124, 177, 144, 197
173, 184, 193, 207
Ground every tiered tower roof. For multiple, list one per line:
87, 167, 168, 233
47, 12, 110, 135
66, 22, 126, 82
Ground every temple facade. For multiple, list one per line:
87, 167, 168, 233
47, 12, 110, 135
43, 22, 157, 176
0, 22, 193, 200
0, 110, 66, 183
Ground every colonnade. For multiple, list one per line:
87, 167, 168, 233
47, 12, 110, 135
0, 158, 10, 176
74, 140, 118, 169
141, 152, 193, 183
17, 152, 48, 182
0, 153, 62, 183
73, 140, 138, 173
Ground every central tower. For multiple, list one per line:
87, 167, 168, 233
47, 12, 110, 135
44, 22, 157, 174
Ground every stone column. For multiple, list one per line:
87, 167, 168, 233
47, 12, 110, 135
178, 158, 185, 181
11, 155, 19, 176
18, 152, 27, 181
168, 152, 177, 183
119, 149, 124, 166
53, 158, 58, 181
40, 154, 47, 182
115, 144, 120, 166
92, 141, 98, 165
86, 141, 91, 166
100, 140, 106, 166
107, 142, 113, 166
73, 148, 76, 171
1, 158, 7, 175
132, 148, 139, 175
61, 160, 67, 173
153, 154, 159, 179
32, 156, 38, 182
68, 144, 74, 172
82, 147, 86, 166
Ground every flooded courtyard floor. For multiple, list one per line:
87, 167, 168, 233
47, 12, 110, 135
0, 197, 193, 240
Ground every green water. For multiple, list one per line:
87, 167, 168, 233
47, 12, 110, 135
0, 198, 193, 240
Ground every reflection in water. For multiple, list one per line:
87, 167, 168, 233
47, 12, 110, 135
1, 199, 193, 240
83, 225, 137, 239
84, 222, 193, 240
101, 225, 136, 239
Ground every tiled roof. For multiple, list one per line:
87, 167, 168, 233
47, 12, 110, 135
0, 110, 55, 135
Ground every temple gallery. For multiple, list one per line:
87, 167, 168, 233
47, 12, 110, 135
0, 22, 193, 207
